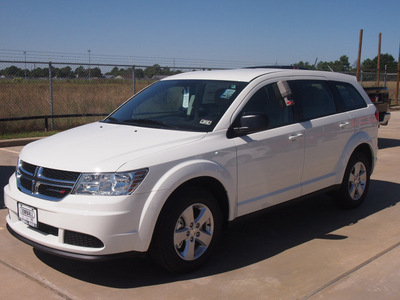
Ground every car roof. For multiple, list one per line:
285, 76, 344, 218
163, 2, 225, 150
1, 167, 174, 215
162, 68, 355, 83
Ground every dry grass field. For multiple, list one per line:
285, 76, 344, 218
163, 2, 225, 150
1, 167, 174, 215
0, 79, 154, 134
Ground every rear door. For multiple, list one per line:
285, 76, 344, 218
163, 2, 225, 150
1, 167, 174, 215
288, 80, 354, 195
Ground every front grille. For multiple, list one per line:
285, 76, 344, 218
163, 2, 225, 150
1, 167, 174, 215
42, 168, 80, 181
64, 231, 104, 248
22, 161, 36, 174
17, 160, 81, 201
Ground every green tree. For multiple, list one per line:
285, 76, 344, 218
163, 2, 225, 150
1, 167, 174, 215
295, 61, 316, 70
361, 58, 375, 70
2, 66, 24, 77
316, 55, 351, 72
30, 67, 48, 77
143, 64, 182, 78
56, 66, 74, 78
362, 53, 397, 71
335, 55, 351, 72
316, 61, 332, 71
134, 68, 144, 79
105, 67, 144, 79
106, 66, 120, 76
74, 66, 86, 78
144, 64, 162, 78
84, 67, 102, 78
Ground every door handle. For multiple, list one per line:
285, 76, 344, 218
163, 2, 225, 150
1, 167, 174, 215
288, 133, 303, 141
339, 121, 350, 128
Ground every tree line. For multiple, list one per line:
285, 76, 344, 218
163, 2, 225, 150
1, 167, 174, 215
0, 64, 182, 79
295, 53, 398, 73
0, 54, 398, 79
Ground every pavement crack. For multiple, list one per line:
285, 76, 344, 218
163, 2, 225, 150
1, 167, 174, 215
300, 241, 400, 299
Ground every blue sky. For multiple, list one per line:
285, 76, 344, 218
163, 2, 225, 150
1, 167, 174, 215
1, 0, 399, 67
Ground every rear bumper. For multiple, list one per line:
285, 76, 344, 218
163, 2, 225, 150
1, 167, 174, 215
379, 112, 391, 125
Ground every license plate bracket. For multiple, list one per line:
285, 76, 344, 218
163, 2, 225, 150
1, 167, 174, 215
18, 202, 38, 228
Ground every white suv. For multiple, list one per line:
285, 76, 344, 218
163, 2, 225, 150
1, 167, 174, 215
5, 68, 378, 273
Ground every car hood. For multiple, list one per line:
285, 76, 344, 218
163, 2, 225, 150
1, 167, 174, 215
19, 122, 207, 172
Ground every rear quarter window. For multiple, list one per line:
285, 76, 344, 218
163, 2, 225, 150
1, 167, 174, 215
328, 81, 367, 113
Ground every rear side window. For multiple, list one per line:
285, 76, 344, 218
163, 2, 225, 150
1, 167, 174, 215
288, 80, 336, 121
328, 81, 367, 112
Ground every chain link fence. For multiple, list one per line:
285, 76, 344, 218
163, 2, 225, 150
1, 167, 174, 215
1, 60, 399, 136
351, 71, 399, 104
358, 71, 397, 85
0, 61, 159, 135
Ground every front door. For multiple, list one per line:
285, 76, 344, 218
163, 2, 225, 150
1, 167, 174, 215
233, 82, 305, 216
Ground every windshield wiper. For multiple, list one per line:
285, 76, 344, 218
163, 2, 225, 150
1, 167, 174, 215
121, 118, 176, 129
102, 117, 119, 124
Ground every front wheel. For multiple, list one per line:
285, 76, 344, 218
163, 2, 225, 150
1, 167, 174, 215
335, 152, 371, 209
150, 187, 222, 273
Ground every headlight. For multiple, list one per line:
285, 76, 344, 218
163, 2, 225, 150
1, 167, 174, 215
71, 169, 148, 196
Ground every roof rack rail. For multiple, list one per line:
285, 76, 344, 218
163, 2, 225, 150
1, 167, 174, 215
244, 65, 309, 70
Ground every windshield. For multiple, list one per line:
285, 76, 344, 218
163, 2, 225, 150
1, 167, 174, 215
103, 79, 247, 132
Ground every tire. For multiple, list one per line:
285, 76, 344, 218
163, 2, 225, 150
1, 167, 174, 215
150, 186, 222, 273
335, 152, 371, 209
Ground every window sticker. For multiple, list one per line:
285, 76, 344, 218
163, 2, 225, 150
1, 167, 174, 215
220, 89, 236, 99
200, 119, 213, 126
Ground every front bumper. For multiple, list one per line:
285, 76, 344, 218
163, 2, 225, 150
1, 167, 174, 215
7, 223, 144, 261
4, 175, 153, 258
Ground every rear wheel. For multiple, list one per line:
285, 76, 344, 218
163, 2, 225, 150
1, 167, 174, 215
150, 187, 222, 273
335, 152, 371, 209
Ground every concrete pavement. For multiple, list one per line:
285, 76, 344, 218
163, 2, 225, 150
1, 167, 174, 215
1, 111, 400, 299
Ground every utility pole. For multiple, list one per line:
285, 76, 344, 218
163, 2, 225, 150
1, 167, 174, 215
356, 29, 363, 82
377, 33, 382, 86
396, 41, 400, 106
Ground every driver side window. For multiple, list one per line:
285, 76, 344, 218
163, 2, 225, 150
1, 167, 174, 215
241, 82, 294, 130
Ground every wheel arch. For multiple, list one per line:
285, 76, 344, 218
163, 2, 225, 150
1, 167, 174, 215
166, 177, 230, 227
136, 160, 235, 251
149, 176, 231, 243
336, 131, 377, 184
148, 178, 227, 272
334, 144, 373, 209
352, 143, 374, 171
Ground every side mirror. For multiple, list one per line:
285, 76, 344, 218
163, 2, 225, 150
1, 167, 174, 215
228, 113, 270, 137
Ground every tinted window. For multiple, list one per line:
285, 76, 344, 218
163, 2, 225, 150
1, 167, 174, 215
289, 80, 336, 121
240, 82, 294, 130
328, 81, 367, 112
